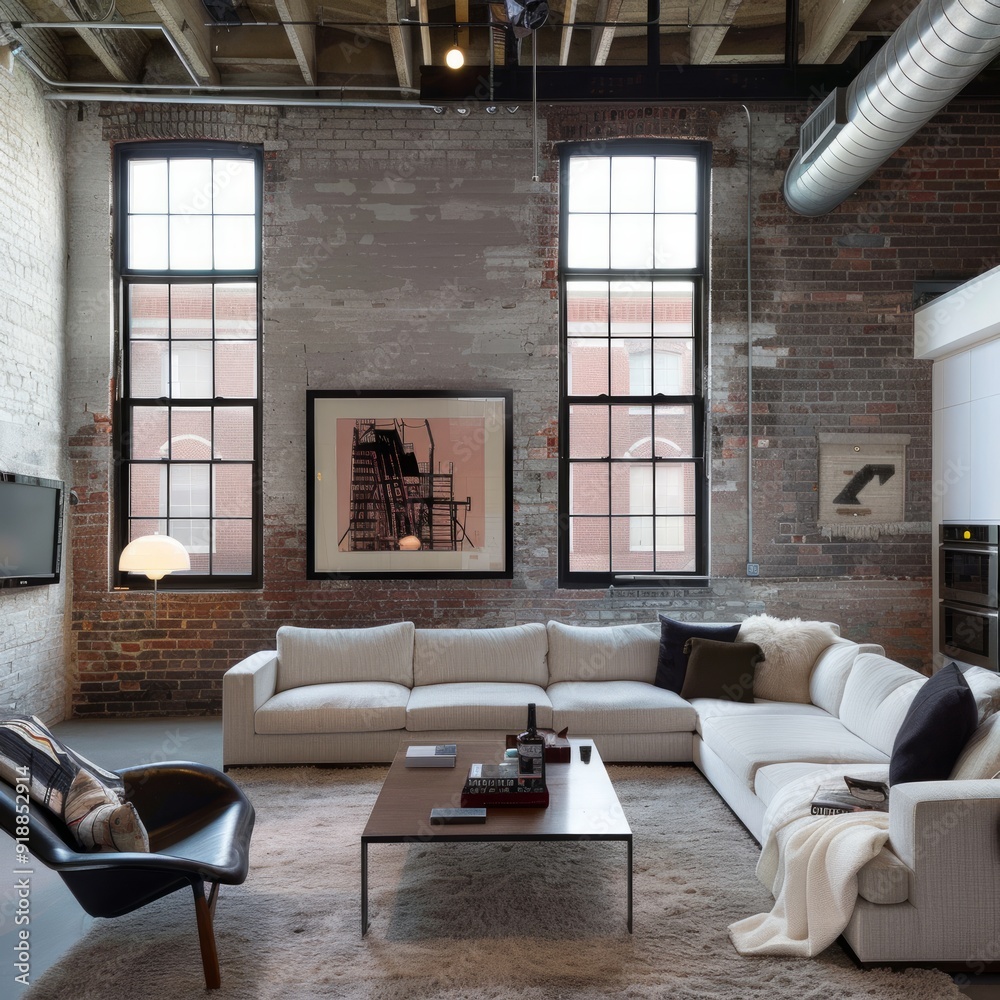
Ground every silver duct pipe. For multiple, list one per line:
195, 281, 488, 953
784, 0, 1000, 217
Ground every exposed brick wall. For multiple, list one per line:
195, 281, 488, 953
57, 96, 1000, 717
0, 61, 70, 722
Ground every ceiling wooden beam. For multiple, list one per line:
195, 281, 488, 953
591, 0, 625, 66
47, 0, 148, 82
802, 0, 869, 65
148, 0, 221, 85
418, 0, 432, 66
689, 0, 743, 66
560, 0, 579, 66
274, 0, 317, 85
387, 0, 414, 89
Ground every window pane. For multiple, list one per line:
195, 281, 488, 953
568, 518, 610, 573
655, 156, 698, 213
654, 343, 693, 396
215, 283, 257, 338
566, 215, 609, 269
569, 463, 609, 516
213, 160, 256, 214
128, 217, 168, 270
212, 519, 253, 575
126, 518, 166, 544
567, 338, 609, 396
214, 216, 256, 270
215, 341, 257, 397
610, 463, 633, 515
214, 407, 254, 460
611, 157, 654, 213
129, 465, 165, 518
611, 524, 653, 571
128, 159, 167, 214
214, 465, 253, 517
621, 343, 652, 396
169, 159, 213, 214
655, 518, 698, 571
170, 519, 210, 562
169, 217, 213, 269
129, 406, 169, 459
611, 404, 651, 458
653, 281, 694, 337
129, 285, 169, 339
654, 408, 694, 457
569, 406, 609, 458
610, 215, 653, 269
170, 342, 213, 398
170, 408, 212, 459
169, 464, 210, 517
610, 281, 652, 337
567, 157, 609, 213
654, 214, 697, 269
130, 341, 168, 397
565, 281, 608, 337
170, 285, 213, 339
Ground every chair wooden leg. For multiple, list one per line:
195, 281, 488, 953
193, 880, 222, 990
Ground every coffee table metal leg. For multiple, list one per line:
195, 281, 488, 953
627, 836, 633, 933
361, 839, 369, 936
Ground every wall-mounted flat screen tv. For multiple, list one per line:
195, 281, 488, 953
0, 472, 65, 589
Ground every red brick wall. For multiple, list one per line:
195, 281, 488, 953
61, 99, 1000, 716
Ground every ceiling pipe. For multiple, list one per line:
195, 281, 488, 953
784, 0, 1000, 217
42, 92, 441, 110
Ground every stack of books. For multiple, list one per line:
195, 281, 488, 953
404, 744, 458, 768
460, 762, 549, 808
810, 775, 889, 815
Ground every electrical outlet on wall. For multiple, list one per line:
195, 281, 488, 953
746, 563, 760, 577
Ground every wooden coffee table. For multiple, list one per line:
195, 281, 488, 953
360, 738, 633, 935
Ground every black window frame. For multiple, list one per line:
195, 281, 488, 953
557, 139, 712, 589
113, 140, 264, 591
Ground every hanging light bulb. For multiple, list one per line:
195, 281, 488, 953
445, 25, 464, 69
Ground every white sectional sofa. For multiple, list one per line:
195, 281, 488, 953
222, 617, 1000, 968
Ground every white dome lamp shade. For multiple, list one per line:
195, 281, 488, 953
119, 534, 191, 623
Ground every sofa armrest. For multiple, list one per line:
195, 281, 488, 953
222, 651, 278, 766
888, 779, 1000, 909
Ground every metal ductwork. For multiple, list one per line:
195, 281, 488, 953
784, 0, 1000, 217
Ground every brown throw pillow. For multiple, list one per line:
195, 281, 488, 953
679, 637, 765, 703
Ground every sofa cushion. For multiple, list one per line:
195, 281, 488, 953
546, 621, 659, 684
690, 699, 831, 738
700, 714, 889, 789
837, 653, 925, 756
736, 615, 839, 704
256, 682, 410, 734
958, 664, 1000, 723
889, 662, 978, 786
406, 682, 552, 732
951, 711, 1000, 780
547, 680, 696, 735
275, 622, 414, 692
679, 638, 763, 702
655, 616, 741, 692
412, 624, 547, 687
808, 641, 883, 718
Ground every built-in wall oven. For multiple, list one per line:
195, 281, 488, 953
939, 524, 1000, 671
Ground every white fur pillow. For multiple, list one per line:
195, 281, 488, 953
737, 615, 839, 704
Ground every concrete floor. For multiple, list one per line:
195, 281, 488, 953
1, 717, 997, 998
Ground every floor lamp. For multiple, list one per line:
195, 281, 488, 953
118, 534, 191, 625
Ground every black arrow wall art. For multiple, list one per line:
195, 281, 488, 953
832, 464, 896, 506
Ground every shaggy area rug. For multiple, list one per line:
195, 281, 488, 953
25, 765, 961, 1000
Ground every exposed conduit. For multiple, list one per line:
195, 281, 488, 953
784, 0, 1000, 217
742, 104, 754, 575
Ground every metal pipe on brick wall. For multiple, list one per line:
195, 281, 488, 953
784, 0, 1000, 217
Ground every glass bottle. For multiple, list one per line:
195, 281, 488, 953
516, 703, 545, 781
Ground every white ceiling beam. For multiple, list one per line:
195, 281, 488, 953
559, 0, 579, 66
418, 0, 432, 66
591, 0, 625, 67
47, 0, 148, 81
689, 0, 743, 66
802, 0, 869, 65
149, 0, 221, 85
387, 0, 414, 89
274, 0, 316, 85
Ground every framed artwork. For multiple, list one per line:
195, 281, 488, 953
307, 390, 513, 579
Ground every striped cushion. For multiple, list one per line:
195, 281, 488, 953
809, 641, 875, 717
256, 682, 410, 735
951, 712, 1000, 780
548, 680, 696, 735
546, 621, 660, 684
412, 624, 548, 687
275, 622, 414, 692
838, 653, 925, 756
689, 698, 830, 738
405, 682, 551, 731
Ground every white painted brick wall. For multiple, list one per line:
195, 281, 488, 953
0, 58, 71, 722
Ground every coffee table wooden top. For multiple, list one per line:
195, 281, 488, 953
362, 738, 632, 843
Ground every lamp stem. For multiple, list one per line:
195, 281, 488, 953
152, 578, 158, 627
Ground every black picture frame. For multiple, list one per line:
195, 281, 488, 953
306, 390, 513, 579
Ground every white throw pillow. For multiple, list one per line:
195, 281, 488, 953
737, 614, 839, 704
